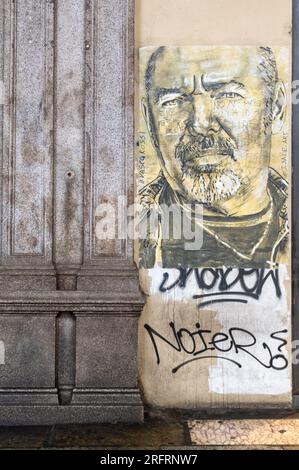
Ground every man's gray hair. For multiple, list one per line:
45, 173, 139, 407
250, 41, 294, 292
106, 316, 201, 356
258, 47, 279, 128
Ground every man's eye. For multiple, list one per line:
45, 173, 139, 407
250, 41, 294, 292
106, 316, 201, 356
162, 97, 184, 107
216, 92, 243, 100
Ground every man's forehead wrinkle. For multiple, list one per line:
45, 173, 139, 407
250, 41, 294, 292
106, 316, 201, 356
154, 87, 183, 102
152, 76, 245, 100
201, 76, 245, 91
202, 71, 241, 85
153, 54, 249, 85
151, 70, 196, 96
149, 47, 265, 99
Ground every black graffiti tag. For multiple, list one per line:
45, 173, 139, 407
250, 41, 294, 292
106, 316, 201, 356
144, 322, 288, 374
159, 268, 281, 307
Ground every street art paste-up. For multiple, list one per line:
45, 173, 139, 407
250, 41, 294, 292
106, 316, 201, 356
139, 46, 289, 269
137, 46, 292, 407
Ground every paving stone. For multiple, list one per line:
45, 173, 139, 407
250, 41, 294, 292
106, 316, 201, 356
189, 419, 299, 446
1, 413, 299, 449
47, 422, 186, 449
0, 426, 51, 449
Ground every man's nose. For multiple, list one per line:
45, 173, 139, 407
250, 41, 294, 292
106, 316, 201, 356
189, 95, 220, 134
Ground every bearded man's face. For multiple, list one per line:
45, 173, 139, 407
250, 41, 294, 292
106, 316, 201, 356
146, 47, 274, 208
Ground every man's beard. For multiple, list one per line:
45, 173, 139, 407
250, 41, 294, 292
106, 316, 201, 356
175, 132, 241, 204
180, 166, 241, 204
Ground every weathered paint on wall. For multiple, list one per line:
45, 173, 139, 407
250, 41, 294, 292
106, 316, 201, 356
136, 1, 292, 408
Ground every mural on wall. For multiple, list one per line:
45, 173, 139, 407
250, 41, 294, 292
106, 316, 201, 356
137, 46, 292, 408
139, 46, 288, 269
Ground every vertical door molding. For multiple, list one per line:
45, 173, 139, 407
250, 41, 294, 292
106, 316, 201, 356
0, 0, 55, 290
54, 0, 85, 290
78, 0, 139, 296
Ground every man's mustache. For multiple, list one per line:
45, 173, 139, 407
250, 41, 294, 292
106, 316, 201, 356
175, 131, 237, 164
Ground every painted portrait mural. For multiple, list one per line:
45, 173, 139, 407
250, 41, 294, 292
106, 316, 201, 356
139, 46, 288, 269
137, 46, 292, 408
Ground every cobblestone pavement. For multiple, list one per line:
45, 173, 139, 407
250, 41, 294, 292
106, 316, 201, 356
0, 408, 298, 450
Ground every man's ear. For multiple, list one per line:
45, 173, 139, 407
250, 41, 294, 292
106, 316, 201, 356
271, 80, 287, 134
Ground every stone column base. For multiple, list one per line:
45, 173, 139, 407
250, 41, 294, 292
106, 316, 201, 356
0, 291, 144, 425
